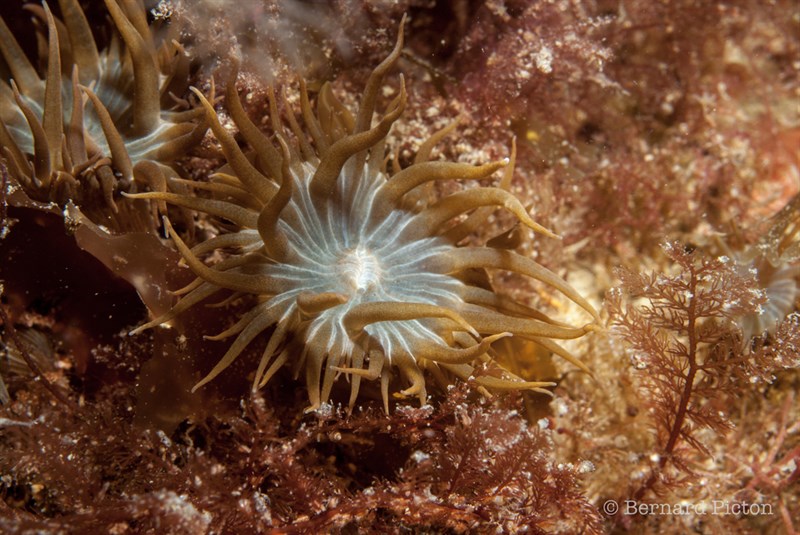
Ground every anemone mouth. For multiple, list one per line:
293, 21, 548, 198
0, 0, 204, 229
129, 17, 599, 412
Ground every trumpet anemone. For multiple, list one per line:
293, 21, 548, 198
0, 0, 203, 227
129, 19, 599, 412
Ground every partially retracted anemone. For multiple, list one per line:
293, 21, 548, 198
0, 0, 204, 229
128, 19, 599, 412
729, 193, 800, 344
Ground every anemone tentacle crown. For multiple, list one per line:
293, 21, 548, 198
129, 17, 599, 412
0, 0, 203, 222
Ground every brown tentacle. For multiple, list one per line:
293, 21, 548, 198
353, 14, 405, 134
414, 332, 510, 365
226, 65, 283, 181
370, 160, 505, 224
82, 87, 133, 182
309, 76, 406, 205
444, 138, 518, 243
393, 349, 426, 404
41, 5, 63, 168
192, 303, 288, 391
12, 83, 51, 186
57, 0, 100, 82
343, 302, 477, 339
459, 308, 594, 340
124, 191, 257, 228
297, 292, 348, 319
161, 217, 288, 294
104, 0, 160, 135
256, 136, 294, 260
190, 87, 276, 202
0, 16, 42, 95
405, 187, 557, 241
428, 248, 599, 321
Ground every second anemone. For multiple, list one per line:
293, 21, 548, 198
0, 0, 203, 228
129, 21, 599, 412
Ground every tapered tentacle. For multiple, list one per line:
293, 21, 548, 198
394, 349, 427, 404
318, 82, 354, 136
476, 375, 555, 393
253, 312, 295, 389
0, 16, 42, 95
399, 118, 462, 211
125, 191, 258, 228
12, 83, 50, 185
414, 118, 460, 165
459, 308, 594, 340
225, 66, 283, 181
353, 13, 405, 134
279, 86, 315, 162
460, 286, 570, 327
104, 0, 160, 136
41, 5, 63, 168
170, 177, 259, 210
58, 0, 100, 82
343, 348, 364, 409
414, 333, 510, 365
147, 122, 208, 162
428, 248, 599, 321
528, 336, 592, 375
297, 292, 348, 318
130, 281, 223, 335
320, 344, 345, 406
208, 172, 245, 189
204, 301, 270, 341
334, 348, 383, 380
162, 217, 289, 294
380, 364, 391, 413
187, 232, 262, 258
205, 292, 244, 308
118, 0, 152, 48
172, 256, 254, 296
343, 302, 478, 339
190, 87, 277, 202
300, 79, 329, 155
192, 302, 288, 391
303, 322, 334, 411
405, 187, 557, 241
256, 349, 289, 390
344, 17, 405, 182
256, 136, 294, 260
82, 87, 133, 183
309, 77, 406, 204
370, 160, 506, 224
95, 164, 118, 209
66, 67, 88, 167
444, 138, 519, 243
438, 362, 555, 394
0, 123, 29, 179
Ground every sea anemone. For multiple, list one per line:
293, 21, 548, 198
733, 193, 800, 343
0, 0, 203, 228
128, 19, 599, 412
